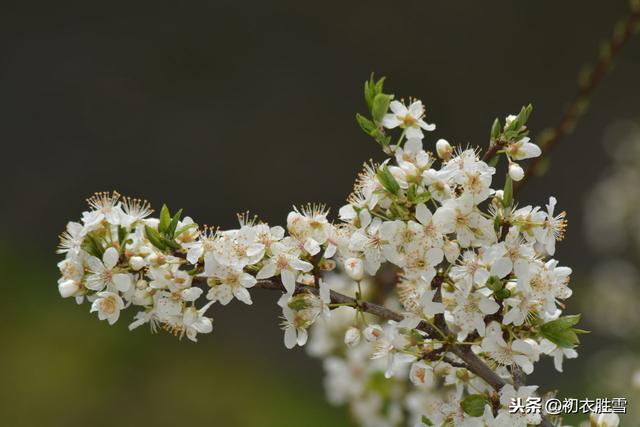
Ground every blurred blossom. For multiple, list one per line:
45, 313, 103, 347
582, 120, 640, 336
583, 260, 640, 337
579, 120, 640, 425
584, 121, 640, 253
584, 348, 640, 421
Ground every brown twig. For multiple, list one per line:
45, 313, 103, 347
515, 4, 640, 192
193, 274, 553, 426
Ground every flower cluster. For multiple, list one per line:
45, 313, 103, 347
57, 76, 587, 426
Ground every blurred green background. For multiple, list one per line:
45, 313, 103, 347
1, 1, 639, 426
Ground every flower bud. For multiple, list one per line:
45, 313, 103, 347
590, 413, 619, 427
505, 114, 517, 126
435, 139, 452, 160
344, 326, 361, 347
58, 279, 80, 298
129, 256, 146, 271
344, 257, 364, 281
508, 163, 525, 181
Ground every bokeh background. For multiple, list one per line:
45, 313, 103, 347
1, 1, 640, 426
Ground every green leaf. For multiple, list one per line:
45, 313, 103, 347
406, 184, 417, 202
540, 314, 587, 348
371, 128, 391, 147
356, 113, 377, 136
145, 225, 167, 251
389, 202, 409, 220
412, 191, 431, 205
461, 394, 488, 417
364, 74, 386, 111
543, 314, 581, 331
420, 416, 434, 426
159, 204, 171, 234
490, 118, 501, 141
374, 75, 385, 94
288, 297, 310, 311
494, 288, 511, 300
372, 93, 392, 124
364, 74, 375, 110
117, 226, 128, 246
502, 174, 513, 208
486, 276, 503, 292
508, 104, 533, 133
376, 165, 400, 196
166, 208, 183, 238
540, 328, 579, 348
161, 235, 181, 251
81, 233, 105, 258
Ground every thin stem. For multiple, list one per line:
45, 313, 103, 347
193, 274, 553, 426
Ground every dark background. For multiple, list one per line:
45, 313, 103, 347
1, 1, 639, 426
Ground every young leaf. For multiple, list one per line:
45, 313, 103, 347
161, 235, 181, 251
355, 113, 377, 136
166, 208, 183, 238
376, 165, 400, 196
145, 225, 167, 251
371, 128, 391, 147
372, 93, 392, 124
81, 233, 105, 258
490, 117, 501, 141
159, 204, 171, 234
543, 314, 581, 331
540, 328, 579, 348
420, 416, 434, 426
539, 314, 587, 348
364, 79, 374, 110
461, 394, 488, 417
118, 226, 128, 246
502, 174, 513, 208
486, 276, 503, 292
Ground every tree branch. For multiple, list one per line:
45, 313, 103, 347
515, 5, 640, 192
214, 276, 554, 426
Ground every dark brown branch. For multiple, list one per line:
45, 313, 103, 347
200, 275, 552, 426
515, 5, 640, 192
481, 139, 507, 163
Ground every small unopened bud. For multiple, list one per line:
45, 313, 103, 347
344, 257, 364, 281
505, 114, 517, 126
435, 139, 452, 160
508, 163, 525, 181
344, 326, 361, 347
58, 279, 80, 298
129, 256, 146, 271
590, 413, 619, 427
